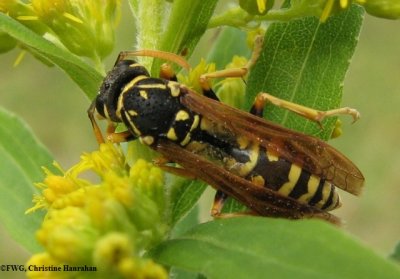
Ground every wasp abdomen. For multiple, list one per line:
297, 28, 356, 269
242, 144, 341, 211
190, 122, 341, 211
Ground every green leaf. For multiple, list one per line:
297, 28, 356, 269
151, 217, 400, 279
246, 4, 364, 140
0, 13, 103, 100
391, 242, 400, 263
151, 0, 218, 75
168, 177, 207, 226
206, 27, 251, 70
0, 107, 54, 253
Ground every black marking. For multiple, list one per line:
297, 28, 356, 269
250, 104, 263, 117
247, 147, 291, 191
122, 78, 183, 138
96, 60, 149, 122
309, 179, 325, 206
289, 170, 311, 199
192, 130, 250, 163
170, 113, 195, 142
321, 185, 335, 210
203, 88, 219, 101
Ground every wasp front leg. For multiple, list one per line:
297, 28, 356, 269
199, 35, 263, 93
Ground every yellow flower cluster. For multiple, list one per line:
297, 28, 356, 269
1, 0, 120, 63
31, 0, 120, 59
26, 143, 167, 279
178, 58, 216, 94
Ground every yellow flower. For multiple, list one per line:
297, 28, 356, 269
178, 59, 216, 93
92, 232, 134, 270
31, 0, 121, 60
27, 142, 169, 278
36, 207, 98, 263
26, 253, 63, 279
216, 56, 248, 109
118, 257, 168, 279
319, 0, 350, 22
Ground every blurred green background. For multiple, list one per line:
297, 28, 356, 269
0, 5, 399, 277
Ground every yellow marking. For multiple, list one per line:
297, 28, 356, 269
200, 118, 211, 131
129, 63, 142, 68
103, 104, 110, 119
190, 115, 200, 131
180, 133, 191, 146
168, 81, 181, 97
315, 182, 333, 209
266, 151, 279, 162
123, 111, 141, 136
278, 164, 302, 196
117, 75, 148, 118
140, 136, 154, 145
176, 110, 189, 121
122, 75, 147, 94
136, 84, 167, 90
128, 110, 138, 116
251, 175, 265, 187
332, 194, 342, 210
226, 143, 259, 177
167, 127, 178, 141
139, 90, 148, 99
237, 136, 250, 149
186, 141, 207, 153
298, 175, 320, 204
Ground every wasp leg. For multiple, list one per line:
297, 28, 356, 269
105, 123, 137, 143
253, 92, 360, 125
115, 50, 191, 70
159, 63, 178, 81
153, 157, 198, 179
211, 191, 262, 219
199, 35, 263, 92
211, 190, 228, 217
87, 100, 105, 144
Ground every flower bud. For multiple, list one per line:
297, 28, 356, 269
31, 0, 121, 60
357, 0, 400, 19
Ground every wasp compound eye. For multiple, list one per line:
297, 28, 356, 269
97, 60, 151, 122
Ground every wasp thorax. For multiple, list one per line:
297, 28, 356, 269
120, 78, 184, 141
96, 60, 150, 122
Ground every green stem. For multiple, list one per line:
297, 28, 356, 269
208, 4, 322, 29
128, 0, 169, 70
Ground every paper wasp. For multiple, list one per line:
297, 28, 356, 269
88, 37, 364, 225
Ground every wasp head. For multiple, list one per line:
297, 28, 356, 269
94, 60, 150, 122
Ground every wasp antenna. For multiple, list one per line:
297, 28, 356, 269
117, 50, 191, 70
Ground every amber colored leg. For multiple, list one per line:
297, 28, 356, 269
87, 100, 105, 144
159, 63, 177, 81
253, 92, 360, 125
153, 156, 198, 179
199, 35, 264, 91
115, 50, 191, 70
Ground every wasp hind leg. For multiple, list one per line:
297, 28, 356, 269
251, 93, 360, 126
211, 190, 259, 218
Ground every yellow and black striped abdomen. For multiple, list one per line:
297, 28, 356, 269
188, 120, 341, 211
244, 145, 341, 211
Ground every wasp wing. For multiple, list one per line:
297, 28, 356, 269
180, 88, 364, 196
156, 139, 341, 225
